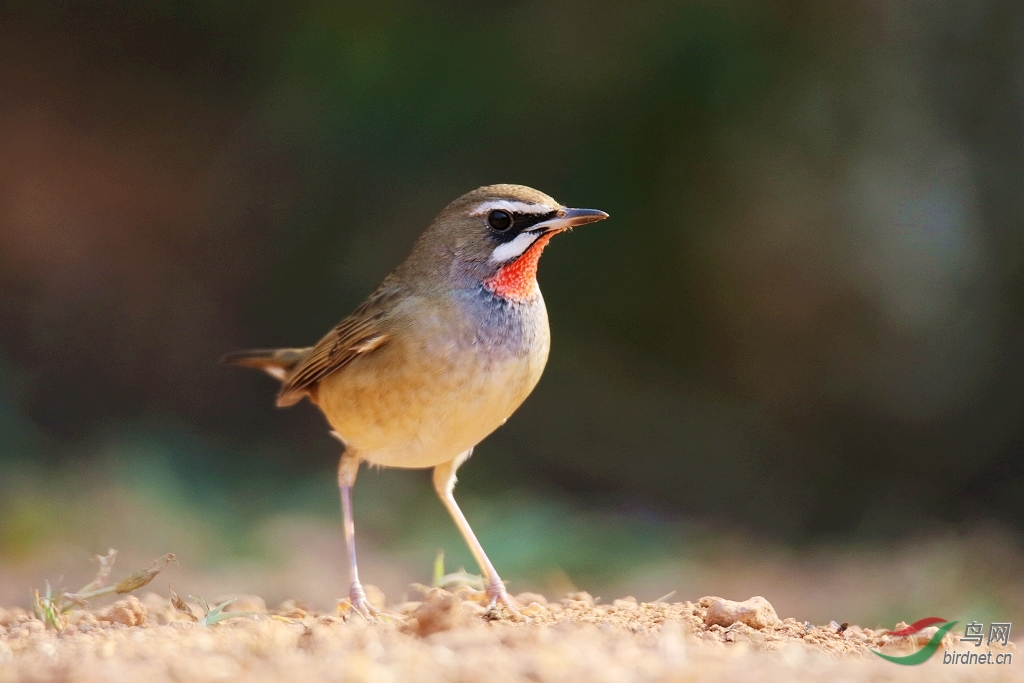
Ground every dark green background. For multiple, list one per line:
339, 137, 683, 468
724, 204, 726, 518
1, 0, 1022, 541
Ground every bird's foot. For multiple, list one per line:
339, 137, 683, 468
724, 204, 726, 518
483, 579, 525, 622
337, 581, 380, 621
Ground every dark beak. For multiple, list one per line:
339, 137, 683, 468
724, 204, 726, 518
528, 207, 609, 232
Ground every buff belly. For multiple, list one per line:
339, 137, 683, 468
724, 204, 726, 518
315, 302, 550, 469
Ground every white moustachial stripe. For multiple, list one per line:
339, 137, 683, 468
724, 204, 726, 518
470, 200, 554, 216
489, 231, 541, 263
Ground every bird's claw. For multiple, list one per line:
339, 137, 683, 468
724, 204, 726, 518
484, 581, 526, 622
338, 582, 380, 621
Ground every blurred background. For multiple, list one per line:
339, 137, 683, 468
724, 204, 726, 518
1, 0, 1023, 627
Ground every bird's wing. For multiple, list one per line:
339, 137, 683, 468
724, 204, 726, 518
276, 283, 405, 407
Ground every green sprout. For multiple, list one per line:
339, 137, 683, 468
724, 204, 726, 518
32, 549, 175, 630
430, 550, 484, 591
170, 589, 260, 626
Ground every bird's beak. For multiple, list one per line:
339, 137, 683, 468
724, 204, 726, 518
527, 207, 609, 233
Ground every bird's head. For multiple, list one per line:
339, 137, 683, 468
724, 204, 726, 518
403, 184, 608, 301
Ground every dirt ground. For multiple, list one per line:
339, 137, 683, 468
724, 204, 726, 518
1, 589, 1018, 682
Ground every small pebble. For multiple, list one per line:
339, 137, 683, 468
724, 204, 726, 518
703, 596, 779, 630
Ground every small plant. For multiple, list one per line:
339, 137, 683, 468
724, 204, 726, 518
430, 550, 484, 591
33, 549, 175, 630
170, 589, 260, 626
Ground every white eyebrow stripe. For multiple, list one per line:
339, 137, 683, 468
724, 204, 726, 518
489, 231, 541, 263
469, 200, 555, 216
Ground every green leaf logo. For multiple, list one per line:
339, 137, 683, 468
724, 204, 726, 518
872, 620, 958, 665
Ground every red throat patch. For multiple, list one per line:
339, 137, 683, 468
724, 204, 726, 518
484, 232, 556, 301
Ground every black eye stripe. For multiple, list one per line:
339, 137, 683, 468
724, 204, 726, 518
513, 211, 557, 230
490, 210, 559, 243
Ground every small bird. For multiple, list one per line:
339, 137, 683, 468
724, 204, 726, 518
222, 184, 608, 617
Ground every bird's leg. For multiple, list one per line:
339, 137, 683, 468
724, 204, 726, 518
337, 448, 378, 618
433, 452, 523, 620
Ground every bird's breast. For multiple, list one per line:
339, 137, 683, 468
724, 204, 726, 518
455, 285, 550, 360
316, 288, 550, 469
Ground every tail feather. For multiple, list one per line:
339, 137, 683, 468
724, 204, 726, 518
220, 347, 311, 382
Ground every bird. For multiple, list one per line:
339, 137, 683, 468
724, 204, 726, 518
222, 184, 608, 618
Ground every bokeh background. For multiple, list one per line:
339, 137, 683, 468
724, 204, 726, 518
2, 0, 1023, 627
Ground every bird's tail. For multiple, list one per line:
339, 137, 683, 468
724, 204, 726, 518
220, 347, 311, 382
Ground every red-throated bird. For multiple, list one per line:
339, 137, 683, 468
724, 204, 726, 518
223, 185, 608, 617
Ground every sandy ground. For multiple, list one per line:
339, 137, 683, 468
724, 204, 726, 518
1, 589, 1019, 682
3, 482, 1023, 682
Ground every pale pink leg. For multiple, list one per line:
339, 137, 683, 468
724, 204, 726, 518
433, 451, 523, 620
337, 450, 378, 618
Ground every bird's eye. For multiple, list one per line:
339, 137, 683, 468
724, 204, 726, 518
487, 209, 513, 231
